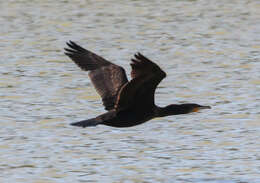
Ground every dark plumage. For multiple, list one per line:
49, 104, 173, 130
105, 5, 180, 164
64, 41, 211, 128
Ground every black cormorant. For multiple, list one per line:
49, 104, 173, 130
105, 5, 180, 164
64, 41, 211, 128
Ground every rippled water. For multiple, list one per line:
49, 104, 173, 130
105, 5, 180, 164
1, 0, 260, 182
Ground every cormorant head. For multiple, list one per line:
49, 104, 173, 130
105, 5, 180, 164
160, 103, 211, 116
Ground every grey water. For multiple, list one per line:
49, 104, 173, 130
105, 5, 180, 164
0, 0, 260, 182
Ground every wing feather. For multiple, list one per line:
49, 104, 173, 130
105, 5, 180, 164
115, 53, 166, 111
64, 41, 128, 110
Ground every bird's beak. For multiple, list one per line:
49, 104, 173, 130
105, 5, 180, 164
199, 106, 211, 110
192, 105, 211, 112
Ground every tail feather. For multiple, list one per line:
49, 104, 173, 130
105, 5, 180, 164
70, 118, 99, 128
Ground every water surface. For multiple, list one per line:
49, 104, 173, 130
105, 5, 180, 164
0, 0, 260, 182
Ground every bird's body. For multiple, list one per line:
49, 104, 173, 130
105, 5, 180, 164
64, 41, 211, 128
77, 109, 154, 128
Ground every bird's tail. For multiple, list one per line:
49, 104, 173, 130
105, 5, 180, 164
70, 118, 99, 128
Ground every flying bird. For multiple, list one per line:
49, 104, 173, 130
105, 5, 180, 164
64, 41, 211, 128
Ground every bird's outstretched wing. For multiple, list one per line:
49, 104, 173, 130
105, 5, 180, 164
115, 53, 166, 111
64, 41, 128, 110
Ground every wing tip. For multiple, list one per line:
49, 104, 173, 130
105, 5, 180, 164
65, 40, 86, 52
64, 52, 72, 57
66, 40, 74, 47
134, 52, 151, 63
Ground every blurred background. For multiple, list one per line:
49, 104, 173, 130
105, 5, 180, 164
0, 0, 259, 182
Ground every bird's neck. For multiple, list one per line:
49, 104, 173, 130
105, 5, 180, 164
155, 105, 190, 117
